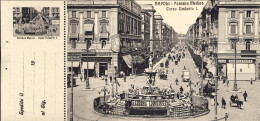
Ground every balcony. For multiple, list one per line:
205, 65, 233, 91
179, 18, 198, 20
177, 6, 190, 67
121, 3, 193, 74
241, 50, 256, 57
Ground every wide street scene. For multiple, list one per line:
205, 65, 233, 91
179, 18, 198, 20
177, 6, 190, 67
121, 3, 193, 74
13, 7, 60, 36
67, 0, 260, 121
68, 43, 260, 121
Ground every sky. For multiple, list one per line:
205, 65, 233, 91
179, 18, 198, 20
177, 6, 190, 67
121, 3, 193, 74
137, 0, 207, 34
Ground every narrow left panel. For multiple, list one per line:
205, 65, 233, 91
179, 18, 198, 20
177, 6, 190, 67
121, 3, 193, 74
1, 1, 66, 121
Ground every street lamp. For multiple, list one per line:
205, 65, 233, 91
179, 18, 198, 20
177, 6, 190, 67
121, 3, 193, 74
85, 40, 90, 89
70, 39, 76, 121
213, 35, 218, 121
200, 40, 206, 96
231, 38, 239, 91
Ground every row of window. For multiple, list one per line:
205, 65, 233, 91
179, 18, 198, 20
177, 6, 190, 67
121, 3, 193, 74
231, 10, 252, 18
70, 23, 108, 34
229, 22, 254, 34
71, 11, 106, 18
70, 39, 108, 49
230, 40, 253, 50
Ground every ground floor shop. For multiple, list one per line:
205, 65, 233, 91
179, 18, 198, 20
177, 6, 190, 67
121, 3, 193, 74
219, 59, 260, 81
67, 51, 118, 78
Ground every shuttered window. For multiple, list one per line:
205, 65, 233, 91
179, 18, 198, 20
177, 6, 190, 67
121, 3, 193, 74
87, 11, 91, 18
231, 25, 236, 34
231, 11, 235, 18
102, 11, 106, 18
71, 23, 77, 33
246, 25, 251, 34
101, 23, 107, 33
72, 11, 76, 18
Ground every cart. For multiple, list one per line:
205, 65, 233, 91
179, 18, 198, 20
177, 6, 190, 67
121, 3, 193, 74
182, 70, 190, 82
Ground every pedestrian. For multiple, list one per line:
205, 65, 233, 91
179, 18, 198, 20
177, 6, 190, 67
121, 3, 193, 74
175, 78, 179, 85
234, 94, 238, 101
80, 74, 83, 82
250, 78, 253, 85
180, 86, 184, 93
105, 76, 108, 85
177, 92, 180, 99
223, 78, 226, 85
226, 79, 229, 87
124, 74, 126, 82
225, 113, 229, 121
221, 97, 226, 109
172, 68, 174, 74
210, 97, 215, 106
110, 76, 112, 83
166, 69, 168, 74
243, 91, 248, 102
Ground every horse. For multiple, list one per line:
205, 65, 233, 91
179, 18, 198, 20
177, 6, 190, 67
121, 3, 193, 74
236, 100, 243, 109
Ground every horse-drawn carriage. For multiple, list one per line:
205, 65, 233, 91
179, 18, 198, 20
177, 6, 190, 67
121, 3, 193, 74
230, 98, 243, 109
158, 68, 167, 80
202, 83, 215, 97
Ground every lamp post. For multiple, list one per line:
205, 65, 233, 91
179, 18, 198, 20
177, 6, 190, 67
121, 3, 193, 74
232, 38, 239, 91
85, 40, 90, 89
70, 40, 76, 121
200, 40, 206, 96
213, 36, 218, 121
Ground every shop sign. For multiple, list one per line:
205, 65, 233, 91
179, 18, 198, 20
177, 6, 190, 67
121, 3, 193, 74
218, 60, 226, 63
97, 52, 112, 56
228, 59, 254, 63
81, 57, 112, 62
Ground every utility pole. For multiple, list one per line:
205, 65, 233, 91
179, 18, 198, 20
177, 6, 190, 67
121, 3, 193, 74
70, 40, 76, 121
233, 39, 238, 91
86, 39, 90, 89
200, 41, 205, 96
214, 39, 218, 121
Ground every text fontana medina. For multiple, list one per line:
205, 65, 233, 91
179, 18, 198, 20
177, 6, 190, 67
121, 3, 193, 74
155, 1, 204, 6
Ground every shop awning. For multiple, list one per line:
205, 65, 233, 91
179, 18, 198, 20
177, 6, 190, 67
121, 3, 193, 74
123, 55, 132, 68
84, 24, 93, 32
82, 62, 95, 69
67, 61, 79, 67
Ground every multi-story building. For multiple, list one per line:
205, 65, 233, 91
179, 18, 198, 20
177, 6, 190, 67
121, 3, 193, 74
21, 7, 38, 23
141, 8, 151, 54
154, 14, 163, 56
67, 0, 142, 77
187, 0, 260, 81
13, 7, 22, 23
140, 4, 156, 53
215, 0, 260, 81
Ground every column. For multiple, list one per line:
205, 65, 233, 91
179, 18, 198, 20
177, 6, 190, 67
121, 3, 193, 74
255, 11, 259, 40
226, 11, 228, 36
239, 11, 243, 36
239, 11, 243, 42
94, 11, 99, 41
79, 11, 83, 36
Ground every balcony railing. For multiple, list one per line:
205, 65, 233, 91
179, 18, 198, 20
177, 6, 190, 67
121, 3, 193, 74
241, 50, 256, 57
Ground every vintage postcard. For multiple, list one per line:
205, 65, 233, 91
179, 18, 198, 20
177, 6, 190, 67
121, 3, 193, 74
1, 0, 260, 121
1, 0, 65, 121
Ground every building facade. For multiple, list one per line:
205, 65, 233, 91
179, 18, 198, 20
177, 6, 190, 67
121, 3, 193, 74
186, 0, 260, 81
216, 0, 260, 80
67, 0, 142, 78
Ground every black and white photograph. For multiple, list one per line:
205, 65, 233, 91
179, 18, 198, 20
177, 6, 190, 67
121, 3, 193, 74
66, 0, 260, 121
13, 7, 60, 36
1, 0, 260, 121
